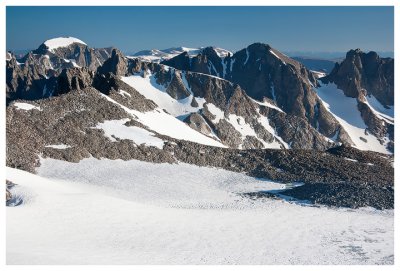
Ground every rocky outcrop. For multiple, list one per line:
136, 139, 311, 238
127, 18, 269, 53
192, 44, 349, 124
6, 180, 14, 203
183, 113, 212, 135
6, 40, 113, 103
97, 49, 128, 76
31, 40, 113, 72
165, 71, 191, 99
161, 52, 191, 71
324, 49, 394, 106
6, 52, 54, 104
57, 68, 94, 94
322, 49, 394, 148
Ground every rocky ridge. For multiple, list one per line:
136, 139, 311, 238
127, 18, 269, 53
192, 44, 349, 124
6, 38, 395, 209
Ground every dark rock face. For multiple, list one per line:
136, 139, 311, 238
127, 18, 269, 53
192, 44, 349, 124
183, 113, 212, 135
161, 52, 190, 71
6, 53, 54, 104
190, 46, 224, 77
324, 49, 394, 106
97, 49, 128, 76
57, 68, 94, 94
262, 108, 333, 150
6, 180, 14, 203
165, 71, 191, 99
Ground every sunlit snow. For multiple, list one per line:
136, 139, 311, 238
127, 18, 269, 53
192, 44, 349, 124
94, 118, 165, 149
316, 82, 390, 154
6, 158, 394, 264
13, 102, 41, 111
44, 37, 86, 51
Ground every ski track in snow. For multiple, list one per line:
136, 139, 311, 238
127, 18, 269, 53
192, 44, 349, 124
6, 158, 394, 265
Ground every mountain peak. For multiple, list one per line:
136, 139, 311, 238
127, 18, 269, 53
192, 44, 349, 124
247, 42, 272, 50
43, 37, 87, 51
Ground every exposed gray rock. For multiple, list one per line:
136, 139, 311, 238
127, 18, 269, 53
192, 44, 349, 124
183, 113, 212, 135
6, 180, 14, 203
161, 51, 190, 71
165, 71, 191, 99
324, 49, 394, 106
97, 49, 128, 76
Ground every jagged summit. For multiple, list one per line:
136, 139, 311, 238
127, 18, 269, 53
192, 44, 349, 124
325, 48, 394, 106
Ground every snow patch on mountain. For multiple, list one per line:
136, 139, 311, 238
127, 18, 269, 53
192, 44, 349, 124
94, 118, 165, 149
310, 70, 327, 78
206, 103, 286, 149
100, 93, 225, 148
121, 72, 206, 117
270, 49, 286, 65
251, 97, 283, 113
317, 82, 390, 154
45, 144, 71, 150
131, 46, 232, 63
364, 94, 394, 123
13, 102, 41, 111
214, 47, 232, 58
44, 37, 86, 51
256, 113, 289, 149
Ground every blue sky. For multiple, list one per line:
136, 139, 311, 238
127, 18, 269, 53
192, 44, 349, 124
6, 6, 394, 54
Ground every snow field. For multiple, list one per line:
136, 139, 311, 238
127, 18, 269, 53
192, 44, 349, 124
6, 158, 394, 264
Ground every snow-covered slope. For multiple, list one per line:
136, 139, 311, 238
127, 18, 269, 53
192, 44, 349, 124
100, 92, 225, 148
316, 82, 390, 154
94, 118, 166, 149
43, 37, 87, 52
7, 158, 394, 264
364, 94, 394, 123
120, 70, 286, 149
121, 71, 206, 117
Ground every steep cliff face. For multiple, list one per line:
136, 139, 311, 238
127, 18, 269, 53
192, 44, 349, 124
324, 49, 394, 106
